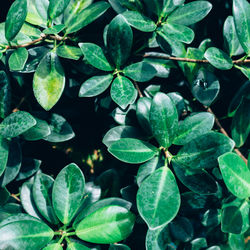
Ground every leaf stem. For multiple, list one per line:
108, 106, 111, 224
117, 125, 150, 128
133, 81, 143, 98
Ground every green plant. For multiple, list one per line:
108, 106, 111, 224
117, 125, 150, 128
0, 0, 250, 249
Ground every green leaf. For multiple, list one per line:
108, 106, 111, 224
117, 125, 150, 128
221, 197, 249, 234
66, 2, 110, 34
167, 1, 212, 26
223, 16, 243, 57
107, 15, 133, 68
0, 187, 10, 206
231, 97, 250, 147
235, 65, 250, 80
201, 209, 221, 227
121, 11, 156, 32
8, 48, 29, 71
33, 173, 59, 224
43, 24, 65, 35
172, 161, 218, 195
174, 132, 235, 169
137, 167, 180, 229
57, 45, 82, 60
123, 62, 157, 82
52, 163, 85, 224
33, 52, 65, 111
149, 92, 178, 148
48, 0, 68, 19
173, 112, 215, 145
109, 244, 130, 250
67, 242, 90, 250
5, 0, 28, 41
204, 47, 233, 70
143, 0, 162, 16
0, 203, 22, 221
233, 0, 250, 55
76, 205, 135, 244
43, 243, 63, 250
162, 23, 194, 44
0, 137, 9, 177
218, 152, 250, 199
0, 111, 36, 138
110, 75, 137, 109
0, 71, 11, 119
228, 233, 245, 250
79, 43, 113, 71
79, 74, 113, 97
108, 138, 158, 164
0, 217, 54, 249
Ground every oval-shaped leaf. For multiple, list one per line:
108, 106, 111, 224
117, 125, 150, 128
52, 163, 85, 224
76, 205, 135, 244
107, 15, 133, 68
79, 43, 113, 71
204, 47, 233, 70
43, 243, 63, 250
8, 48, 29, 71
33, 52, 65, 111
56, 45, 82, 60
66, 242, 90, 250
149, 92, 178, 148
48, 0, 67, 19
0, 136, 9, 177
79, 74, 113, 97
108, 138, 158, 164
137, 167, 180, 229
0, 71, 11, 119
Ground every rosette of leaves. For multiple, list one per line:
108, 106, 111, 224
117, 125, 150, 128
0, 163, 135, 249
78, 14, 157, 109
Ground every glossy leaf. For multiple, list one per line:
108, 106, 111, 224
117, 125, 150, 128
43, 24, 66, 35
76, 205, 135, 244
48, 0, 68, 19
122, 11, 156, 32
110, 75, 137, 109
43, 243, 63, 250
16, 158, 41, 181
137, 167, 180, 229
79, 43, 113, 71
149, 92, 178, 148
218, 152, 250, 199
123, 62, 157, 82
107, 15, 133, 68
79, 74, 113, 97
109, 244, 130, 250
167, 1, 212, 26
0, 137, 9, 177
228, 233, 245, 250
108, 138, 158, 164
33, 52, 65, 111
0, 71, 11, 119
201, 209, 221, 227
173, 112, 215, 145
233, 0, 250, 55
0, 111, 36, 138
56, 45, 82, 60
174, 132, 235, 169
8, 48, 29, 71
5, 0, 28, 41
0, 187, 10, 206
52, 163, 85, 224
66, 242, 90, 250
204, 47, 233, 70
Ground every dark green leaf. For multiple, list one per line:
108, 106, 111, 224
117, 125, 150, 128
107, 15, 133, 68
5, 0, 28, 41
219, 152, 250, 199
190, 238, 207, 250
33, 52, 65, 111
137, 166, 180, 229
233, 0, 250, 55
109, 244, 130, 250
0, 71, 11, 119
16, 158, 41, 181
0, 187, 10, 206
8, 48, 29, 71
121, 11, 156, 32
201, 209, 221, 227
43, 24, 66, 35
0, 203, 22, 221
174, 132, 235, 169
143, 0, 162, 16
108, 138, 158, 164
123, 62, 157, 82
0, 137, 9, 177
76, 205, 135, 244
149, 92, 178, 148
235, 65, 250, 80
110, 75, 137, 109
167, 1, 212, 26
173, 112, 214, 145
52, 163, 85, 224
48, 0, 68, 19
57, 45, 82, 60
204, 47, 233, 70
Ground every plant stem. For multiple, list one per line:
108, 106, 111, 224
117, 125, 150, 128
133, 81, 143, 98
11, 193, 20, 202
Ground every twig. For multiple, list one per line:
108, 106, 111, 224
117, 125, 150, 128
206, 107, 248, 165
142, 53, 250, 65
133, 81, 143, 98
11, 194, 21, 202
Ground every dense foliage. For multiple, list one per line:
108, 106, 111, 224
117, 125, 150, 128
0, 0, 250, 249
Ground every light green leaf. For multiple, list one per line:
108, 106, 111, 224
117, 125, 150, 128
67, 242, 90, 250
0, 111, 36, 138
204, 47, 233, 70
43, 243, 63, 250
167, 1, 212, 26
43, 24, 66, 35
233, 0, 250, 55
219, 152, 250, 199
79, 74, 113, 97
110, 75, 137, 109
52, 163, 85, 224
228, 233, 245, 250
137, 167, 180, 229
79, 43, 113, 71
57, 45, 82, 60
76, 205, 135, 244
108, 138, 158, 164
8, 48, 29, 71
121, 11, 156, 32
149, 92, 178, 148
48, 0, 68, 19
5, 0, 28, 41
33, 52, 65, 111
